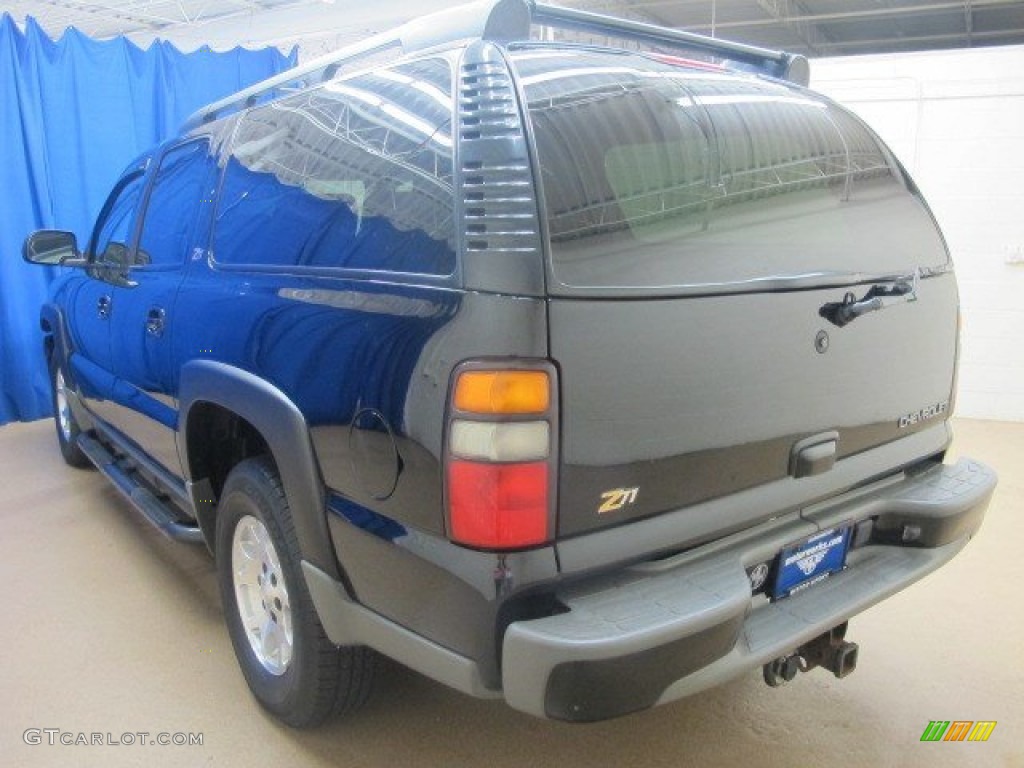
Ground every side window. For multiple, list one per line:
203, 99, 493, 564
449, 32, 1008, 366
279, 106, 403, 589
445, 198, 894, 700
137, 140, 213, 268
214, 57, 455, 276
93, 172, 146, 268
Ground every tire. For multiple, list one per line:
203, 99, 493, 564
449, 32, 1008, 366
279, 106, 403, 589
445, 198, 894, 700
215, 457, 376, 728
49, 356, 91, 469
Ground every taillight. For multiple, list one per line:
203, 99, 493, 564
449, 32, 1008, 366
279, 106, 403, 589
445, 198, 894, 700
445, 363, 557, 550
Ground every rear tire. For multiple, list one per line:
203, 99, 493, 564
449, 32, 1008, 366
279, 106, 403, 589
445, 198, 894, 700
49, 356, 91, 469
215, 457, 376, 728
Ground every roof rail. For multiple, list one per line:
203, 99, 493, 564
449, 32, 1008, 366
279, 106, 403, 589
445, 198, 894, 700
182, 0, 809, 132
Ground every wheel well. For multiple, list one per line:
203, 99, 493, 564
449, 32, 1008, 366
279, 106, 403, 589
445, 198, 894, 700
185, 402, 271, 502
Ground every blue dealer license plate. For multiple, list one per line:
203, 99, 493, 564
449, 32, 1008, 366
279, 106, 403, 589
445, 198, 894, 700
772, 525, 852, 599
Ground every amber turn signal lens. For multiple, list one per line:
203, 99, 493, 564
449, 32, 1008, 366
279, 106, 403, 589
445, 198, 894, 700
454, 370, 550, 414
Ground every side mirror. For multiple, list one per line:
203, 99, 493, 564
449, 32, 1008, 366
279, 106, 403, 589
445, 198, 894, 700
22, 230, 81, 266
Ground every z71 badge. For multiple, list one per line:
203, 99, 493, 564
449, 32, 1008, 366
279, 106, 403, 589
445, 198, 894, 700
598, 487, 639, 514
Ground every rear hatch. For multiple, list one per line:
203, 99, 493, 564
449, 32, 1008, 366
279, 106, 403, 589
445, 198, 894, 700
508, 47, 958, 540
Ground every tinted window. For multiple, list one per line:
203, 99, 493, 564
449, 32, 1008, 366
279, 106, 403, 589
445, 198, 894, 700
137, 140, 213, 267
214, 57, 456, 276
93, 172, 146, 268
512, 49, 949, 292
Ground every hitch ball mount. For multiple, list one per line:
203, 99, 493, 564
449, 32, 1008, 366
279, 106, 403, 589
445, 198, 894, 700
764, 622, 859, 687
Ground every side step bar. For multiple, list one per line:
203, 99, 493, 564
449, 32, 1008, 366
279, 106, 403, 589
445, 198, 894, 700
77, 434, 204, 544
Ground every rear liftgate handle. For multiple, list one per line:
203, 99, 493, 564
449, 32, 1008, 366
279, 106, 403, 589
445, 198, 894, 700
790, 431, 839, 479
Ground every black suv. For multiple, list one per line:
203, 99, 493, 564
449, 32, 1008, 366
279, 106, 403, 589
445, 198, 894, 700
23, 0, 996, 726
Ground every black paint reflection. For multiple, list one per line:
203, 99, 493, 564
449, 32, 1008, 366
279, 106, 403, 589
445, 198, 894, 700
214, 57, 456, 276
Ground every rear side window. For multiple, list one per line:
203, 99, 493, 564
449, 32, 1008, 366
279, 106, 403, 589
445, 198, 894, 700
213, 57, 456, 277
511, 49, 949, 293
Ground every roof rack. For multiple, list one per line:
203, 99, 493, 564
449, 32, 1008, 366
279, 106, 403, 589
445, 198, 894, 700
530, 3, 808, 84
182, 0, 809, 132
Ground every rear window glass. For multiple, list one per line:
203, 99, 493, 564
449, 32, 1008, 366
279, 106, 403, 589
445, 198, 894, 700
510, 49, 948, 293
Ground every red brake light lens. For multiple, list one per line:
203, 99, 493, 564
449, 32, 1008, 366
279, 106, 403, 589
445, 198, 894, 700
447, 461, 549, 549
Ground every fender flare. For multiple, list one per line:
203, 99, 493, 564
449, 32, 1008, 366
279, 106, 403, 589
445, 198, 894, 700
177, 360, 340, 580
39, 303, 74, 374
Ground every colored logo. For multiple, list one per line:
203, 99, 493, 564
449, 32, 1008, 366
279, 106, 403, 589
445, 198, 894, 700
920, 721, 996, 742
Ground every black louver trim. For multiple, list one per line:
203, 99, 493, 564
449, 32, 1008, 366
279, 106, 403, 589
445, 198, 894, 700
458, 55, 541, 257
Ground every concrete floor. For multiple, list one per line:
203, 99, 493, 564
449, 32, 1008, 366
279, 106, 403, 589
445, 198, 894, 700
2, 417, 1021, 768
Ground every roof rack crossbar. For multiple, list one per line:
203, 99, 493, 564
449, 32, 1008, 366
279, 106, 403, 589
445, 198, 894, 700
182, 0, 808, 132
530, 1, 805, 81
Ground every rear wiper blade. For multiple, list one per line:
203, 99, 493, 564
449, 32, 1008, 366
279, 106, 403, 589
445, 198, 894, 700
819, 270, 919, 328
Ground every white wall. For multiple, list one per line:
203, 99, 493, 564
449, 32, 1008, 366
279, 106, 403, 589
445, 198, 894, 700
125, 2, 460, 56
813, 46, 1024, 422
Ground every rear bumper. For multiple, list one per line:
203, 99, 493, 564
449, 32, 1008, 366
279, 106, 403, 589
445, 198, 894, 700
502, 458, 996, 721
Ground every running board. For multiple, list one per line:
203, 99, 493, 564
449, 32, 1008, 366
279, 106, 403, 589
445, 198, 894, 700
77, 434, 204, 544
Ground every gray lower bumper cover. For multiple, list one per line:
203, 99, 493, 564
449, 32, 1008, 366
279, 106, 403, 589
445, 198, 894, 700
502, 458, 996, 721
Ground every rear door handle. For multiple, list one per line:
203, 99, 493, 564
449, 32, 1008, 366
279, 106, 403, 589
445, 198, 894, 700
97, 295, 112, 319
146, 307, 166, 337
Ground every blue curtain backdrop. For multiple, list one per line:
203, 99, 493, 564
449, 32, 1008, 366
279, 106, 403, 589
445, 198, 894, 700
0, 14, 296, 424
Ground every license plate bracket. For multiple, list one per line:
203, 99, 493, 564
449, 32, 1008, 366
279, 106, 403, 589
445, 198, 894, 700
772, 524, 852, 600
